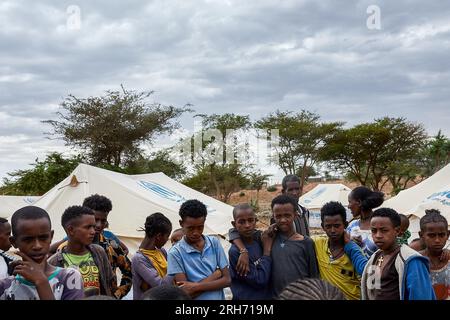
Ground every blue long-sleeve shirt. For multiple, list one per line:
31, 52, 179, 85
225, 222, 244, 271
344, 241, 369, 276
229, 241, 272, 300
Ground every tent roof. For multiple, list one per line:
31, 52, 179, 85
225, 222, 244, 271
25, 164, 233, 252
0, 195, 39, 218
299, 183, 351, 209
383, 164, 450, 220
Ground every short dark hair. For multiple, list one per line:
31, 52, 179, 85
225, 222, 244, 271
271, 194, 298, 212
281, 175, 300, 192
420, 209, 448, 231
179, 200, 207, 220
11, 206, 51, 237
83, 194, 112, 213
278, 278, 345, 300
371, 208, 401, 228
232, 203, 253, 220
321, 201, 347, 223
144, 212, 172, 238
0, 217, 8, 224
61, 205, 94, 230
350, 186, 384, 211
142, 285, 191, 300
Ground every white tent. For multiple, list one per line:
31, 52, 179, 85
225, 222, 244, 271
23, 164, 233, 255
383, 164, 450, 241
299, 183, 351, 210
0, 195, 39, 218
299, 183, 352, 227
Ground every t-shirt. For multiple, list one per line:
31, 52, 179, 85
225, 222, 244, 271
369, 248, 401, 300
312, 236, 361, 300
62, 252, 101, 297
167, 235, 229, 300
347, 220, 378, 257
430, 262, 450, 300
0, 267, 84, 300
270, 234, 319, 298
0, 256, 8, 280
131, 249, 173, 300
229, 241, 272, 300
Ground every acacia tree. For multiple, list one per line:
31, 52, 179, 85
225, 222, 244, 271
322, 117, 427, 192
255, 110, 342, 195
1, 152, 83, 195
43, 86, 190, 167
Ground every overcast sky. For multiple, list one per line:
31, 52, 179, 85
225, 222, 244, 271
1, 0, 449, 184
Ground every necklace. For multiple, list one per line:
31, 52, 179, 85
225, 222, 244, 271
376, 245, 399, 268
280, 232, 296, 248
328, 243, 344, 261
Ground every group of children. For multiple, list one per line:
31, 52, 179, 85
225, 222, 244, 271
0, 175, 449, 300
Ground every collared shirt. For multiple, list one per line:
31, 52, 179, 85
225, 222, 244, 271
167, 235, 229, 300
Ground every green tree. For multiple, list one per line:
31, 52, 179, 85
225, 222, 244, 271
421, 130, 450, 176
125, 150, 186, 179
248, 172, 272, 210
1, 152, 83, 195
43, 86, 190, 167
323, 117, 427, 192
255, 110, 342, 195
181, 113, 253, 203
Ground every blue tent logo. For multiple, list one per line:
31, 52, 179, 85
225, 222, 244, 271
137, 180, 217, 213
426, 190, 450, 206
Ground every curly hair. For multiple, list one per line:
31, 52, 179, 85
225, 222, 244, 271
278, 278, 346, 300
83, 194, 113, 213
11, 206, 51, 237
372, 208, 401, 228
179, 199, 208, 220
61, 205, 94, 229
320, 201, 347, 224
420, 209, 448, 231
144, 212, 172, 238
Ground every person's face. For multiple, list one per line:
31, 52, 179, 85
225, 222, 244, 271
232, 208, 256, 239
93, 210, 108, 234
322, 215, 346, 241
170, 230, 184, 245
155, 231, 171, 248
68, 215, 96, 246
273, 203, 295, 234
419, 222, 449, 253
370, 217, 399, 251
180, 216, 205, 244
0, 222, 12, 251
10, 218, 53, 264
347, 193, 361, 217
284, 181, 301, 201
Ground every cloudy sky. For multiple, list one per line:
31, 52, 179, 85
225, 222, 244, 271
1, 0, 449, 183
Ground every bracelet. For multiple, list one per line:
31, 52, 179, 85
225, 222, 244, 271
239, 248, 248, 254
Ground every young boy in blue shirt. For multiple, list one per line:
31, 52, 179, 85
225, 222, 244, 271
167, 199, 231, 300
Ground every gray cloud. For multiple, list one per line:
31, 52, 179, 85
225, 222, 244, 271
1, 0, 449, 181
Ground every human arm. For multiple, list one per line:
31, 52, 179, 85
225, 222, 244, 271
306, 239, 320, 278
343, 231, 369, 275
177, 267, 231, 298
229, 227, 250, 276
229, 246, 271, 289
49, 239, 66, 255
404, 258, 436, 300
134, 253, 173, 291
113, 245, 133, 299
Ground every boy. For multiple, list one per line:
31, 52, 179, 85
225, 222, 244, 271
360, 208, 436, 300
312, 201, 364, 300
418, 209, 450, 300
229, 174, 310, 277
50, 194, 132, 299
48, 205, 115, 297
229, 204, 272, 300
268, 195, 319, 298
0, 218, 13, 279
167, 199, 231, 300
0, 206, 84, 300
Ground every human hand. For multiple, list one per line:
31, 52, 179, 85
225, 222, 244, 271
440, 249, 450, 262
177, 281, 199, 298
343, 231, 351, 245
11, 251, 48, 286
236, 251, 250, 277
351, 235, 363, 247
